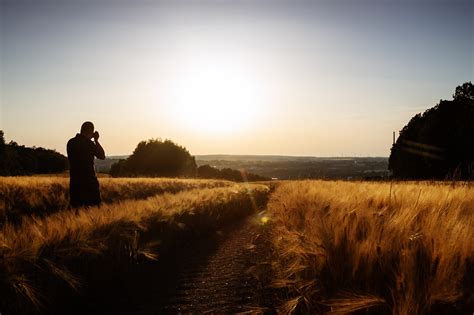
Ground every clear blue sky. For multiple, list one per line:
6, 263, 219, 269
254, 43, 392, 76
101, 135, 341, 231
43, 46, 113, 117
1, 0, 472, 156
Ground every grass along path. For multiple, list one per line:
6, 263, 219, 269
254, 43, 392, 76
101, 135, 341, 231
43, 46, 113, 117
121, 211, 277, 315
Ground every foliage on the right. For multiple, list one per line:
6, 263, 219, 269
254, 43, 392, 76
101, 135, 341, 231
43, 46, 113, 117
389, 82, 474, 179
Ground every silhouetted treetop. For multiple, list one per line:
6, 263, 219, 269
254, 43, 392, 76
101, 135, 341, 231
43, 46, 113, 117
110, 139, 197, 177
453, 81, 473, 100
389, 82, 474, 179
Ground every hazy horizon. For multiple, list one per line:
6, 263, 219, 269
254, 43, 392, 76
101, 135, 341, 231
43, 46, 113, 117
1, 0, 472, 157
108, 153, 389, 159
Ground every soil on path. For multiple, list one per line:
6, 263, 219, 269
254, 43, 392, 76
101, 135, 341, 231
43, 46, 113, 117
121, 212, 277, 315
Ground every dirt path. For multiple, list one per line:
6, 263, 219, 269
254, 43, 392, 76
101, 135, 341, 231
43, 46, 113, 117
126, 212, 276, 315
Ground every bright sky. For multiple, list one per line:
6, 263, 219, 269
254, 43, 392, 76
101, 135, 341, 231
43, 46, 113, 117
1, 0, 472, 157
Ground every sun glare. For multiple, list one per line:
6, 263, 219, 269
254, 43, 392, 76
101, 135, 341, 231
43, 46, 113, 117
165, 56, 266, 134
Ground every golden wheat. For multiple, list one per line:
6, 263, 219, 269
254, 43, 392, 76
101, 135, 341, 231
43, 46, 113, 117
267, 180, 473, 315
0, 176, 234, 224
0, 182, 269, 313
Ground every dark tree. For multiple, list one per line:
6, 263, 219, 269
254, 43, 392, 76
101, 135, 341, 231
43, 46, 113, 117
389, 82, 474, 179
109, 139, 197, 177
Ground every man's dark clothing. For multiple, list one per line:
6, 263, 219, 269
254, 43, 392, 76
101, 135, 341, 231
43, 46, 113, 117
67, 134, 105, 208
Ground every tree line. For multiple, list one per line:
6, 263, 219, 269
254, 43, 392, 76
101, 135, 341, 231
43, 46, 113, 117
0, 131, 68, 175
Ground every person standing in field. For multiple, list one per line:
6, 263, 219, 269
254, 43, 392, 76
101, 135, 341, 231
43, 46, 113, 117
67, 121, 106, 208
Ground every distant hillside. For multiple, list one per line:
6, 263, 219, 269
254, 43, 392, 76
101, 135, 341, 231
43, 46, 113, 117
197, 156, 388, 180
195, 154, 385, 162
98, 154, 388, 180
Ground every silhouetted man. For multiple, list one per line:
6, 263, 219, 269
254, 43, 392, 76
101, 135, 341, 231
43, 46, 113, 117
67, 121, 106, 208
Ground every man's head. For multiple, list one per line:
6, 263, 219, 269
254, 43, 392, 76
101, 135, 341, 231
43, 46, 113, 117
80, 121, 95, 139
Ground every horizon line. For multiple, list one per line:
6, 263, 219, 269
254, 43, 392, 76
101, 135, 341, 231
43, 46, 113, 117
105, 153, 390, 159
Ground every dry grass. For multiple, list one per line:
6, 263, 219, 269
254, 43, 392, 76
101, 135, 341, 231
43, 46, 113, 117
0, 176, 234, 224
0, 182, 269, 314
267, 180, 473, 314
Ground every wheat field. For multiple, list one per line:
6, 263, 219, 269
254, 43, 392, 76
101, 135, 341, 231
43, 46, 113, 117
0, 177, 234, 224
267, 180, 473, 314
1, 177, 472, 314
0, 181, 269, 314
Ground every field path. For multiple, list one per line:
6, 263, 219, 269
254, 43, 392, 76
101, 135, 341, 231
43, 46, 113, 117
125, 212, 276, 315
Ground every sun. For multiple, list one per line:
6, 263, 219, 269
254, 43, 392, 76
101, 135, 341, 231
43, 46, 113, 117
165, 56, 265, 134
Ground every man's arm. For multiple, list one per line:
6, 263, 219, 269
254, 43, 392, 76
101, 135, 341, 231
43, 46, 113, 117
94, 140, 106, 160
93, 132, 106, 160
